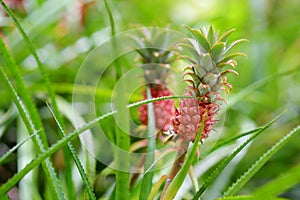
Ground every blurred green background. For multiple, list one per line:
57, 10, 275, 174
1, 0, 300, 199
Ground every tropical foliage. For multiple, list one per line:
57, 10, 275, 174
0, 0, 300, 199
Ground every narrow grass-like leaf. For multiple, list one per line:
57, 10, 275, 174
208, 127, 263, 154
224, 39, 248, 54
103, 1, 130, 199
0, 95, 190, 195
1, 0, 74, 195
0, 104, 17, 139
17, 117, 41, 200
143, 148, 177, 176
0, 1, 56, 106
217, 196, 288, 200
104, 0, 116, 36
0, 67, 65, 199
114, 92, 131, 200
189, 166, 199, 192
163, 119, 205, 200
225, 67, 300, 112
47, 103, 96, 200
219, 52, 247, 63
0, 133, 36, 165
0, 107, 107, 197
148, 175, 168, 200
223, 124, 300, 196
0, 104, 18, 127
193, 111, 285, 199
55, 96, 96, 192
0, 1, 96, 198
0, 34, 47, 148
31, 83, 115, 101
0, 129, 78, 197
218, 29, 236, 43
253, 162, 300, 197
140, 86, 156, 200
114, 108, 131, 196
104, 0, 122, 80
7, 0, 72, 52
1, 31, 65, 198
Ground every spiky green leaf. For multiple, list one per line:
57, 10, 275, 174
147, 175, 167, 200
218, 28, 236, 43
224, 124, 300, 196
217, 60, 238, 69
211, 42, 225, 62
140, 86, 156, 200
224, 39, 248, 54
193, 29, 211, 52
0, 95, 189, 196
163, 117, 204, 200
185, 25, 211, 53
0, 134, 36, 165
219, 52, 247, 64
253, 162, 300, 197
193, 112, 285, 199
180, 41, 201, 64
207, 25, 216, 46
217, 196, 288, 200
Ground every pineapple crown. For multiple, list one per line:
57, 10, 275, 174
131, 28, 177, 64
180, 25, 247, 102
130, 28, 178, 86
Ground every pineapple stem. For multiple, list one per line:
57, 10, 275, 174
160, 139, 190, 199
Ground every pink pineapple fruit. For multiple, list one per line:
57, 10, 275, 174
139, 84, 174, 131
172, 90, 220, 141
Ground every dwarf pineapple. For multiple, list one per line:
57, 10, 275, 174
132, 28, 177, 131
161, 26, 246, 198
172, 25, 246, 142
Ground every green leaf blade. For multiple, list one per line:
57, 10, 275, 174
224, 124, 300, 196
211, 42, 225, 63
193, 111, 285, 199
185, 25, 211, 53
139, 86, 156, 200
207, 25, 216, 47
253, 162, 300, 197
163, 119, 204, 200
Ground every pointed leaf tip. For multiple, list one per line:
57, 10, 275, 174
185, 26, 211, 53
211, 42, 225, 62
207, 25, 216, 46
219, 28, 236, 42
220, 52, 247, 63
225, 39, 248, 54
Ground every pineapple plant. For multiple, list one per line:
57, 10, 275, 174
172, 25, 247, 142
161, 25, 246, 197
132, 28, 177, 131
